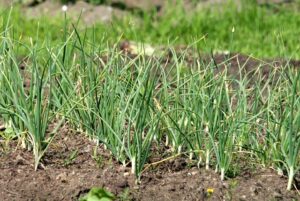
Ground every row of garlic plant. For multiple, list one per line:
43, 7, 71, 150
265, 67, 300, 190
0, 17, 299, 189
0, 30, 63, 170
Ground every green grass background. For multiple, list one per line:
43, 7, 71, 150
2, 0, 300, 59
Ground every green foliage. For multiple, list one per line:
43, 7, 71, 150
87, 0, 108, 5
57, 0, 109, 4
1, 1, 300, 191
3, 1, 300, 58
79, 188, 115, 201
63, 149, 78, 166
60, 0, 76, 4
0, 127, 16, 141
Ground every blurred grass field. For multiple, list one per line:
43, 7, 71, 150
2, 0, 300, 59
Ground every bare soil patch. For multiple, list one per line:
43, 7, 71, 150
0, 123, 299, 201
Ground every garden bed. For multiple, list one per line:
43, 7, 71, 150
1, 52, 299, 200
1, 1, 300, 201
1, 122, 299, 201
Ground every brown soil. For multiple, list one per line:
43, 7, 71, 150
120, 40, 300, 84
203, 53, 300, 78
0, 123, 299, 201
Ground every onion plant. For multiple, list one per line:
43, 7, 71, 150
2, 6, 300, 190
0, 44, 57, 170
54, 26, 162, 180
123, 59, 161, 179
272, 68, 300, 190
0, 13, 73, 169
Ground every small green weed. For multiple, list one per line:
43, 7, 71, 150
79, 187, 115, 201
92, 149, 104, 169
63, 149, 78, 167
118, 188, 131, 201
